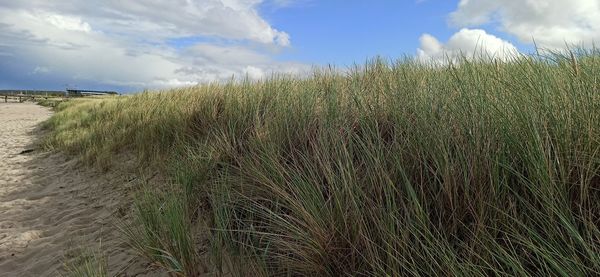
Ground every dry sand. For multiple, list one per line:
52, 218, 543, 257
0, 102, 164, 276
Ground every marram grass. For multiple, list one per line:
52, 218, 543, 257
45, 51, 600, 276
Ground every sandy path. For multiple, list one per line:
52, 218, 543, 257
0, 102, 163, 276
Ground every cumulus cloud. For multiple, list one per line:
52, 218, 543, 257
44, 14, 92, 33
174, 43, 309, 83
0, 0, 291, 46
417, 28, 519, 62
0, 1, 307, 91
450, 0, 600, 49
31, 66, 50, 75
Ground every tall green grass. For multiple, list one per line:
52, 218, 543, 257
45, 50, 600, 276
62, 248, 108, 277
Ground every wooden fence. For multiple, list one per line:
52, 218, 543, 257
3, 94, 43, 103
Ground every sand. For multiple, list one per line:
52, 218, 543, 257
0, 102, 165, 276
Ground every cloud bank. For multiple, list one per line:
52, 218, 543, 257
417, 0, 599, 62
0, 1, 309, 91
450, 0, 600, 49
418, 28, 518, 62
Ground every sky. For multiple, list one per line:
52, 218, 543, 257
0, 0, 599, 93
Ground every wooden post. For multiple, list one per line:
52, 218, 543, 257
4, 95, 6, 103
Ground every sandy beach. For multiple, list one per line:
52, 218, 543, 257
0, 102, 162, 276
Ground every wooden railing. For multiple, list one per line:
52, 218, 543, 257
3, 94, 43, 103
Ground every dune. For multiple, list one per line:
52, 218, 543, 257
0, 102, 164, 276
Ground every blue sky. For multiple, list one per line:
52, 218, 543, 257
262, 1, 457, 65
0, 0, 597, 93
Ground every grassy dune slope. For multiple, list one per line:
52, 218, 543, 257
44, 53, 600, 276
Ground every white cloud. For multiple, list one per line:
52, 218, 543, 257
417, 28, 519, 62
174, 43, 310, 83
244, 66, 265, 79
44, 14, 92, 33
0, 1, 307, 91
0, 0, 290, 46
450, 0, 600, 49
31, 66, 50, 75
